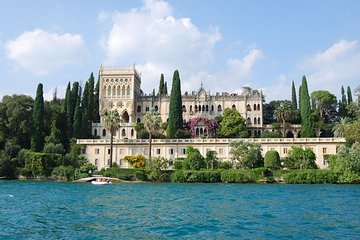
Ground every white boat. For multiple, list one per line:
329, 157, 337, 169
91, 180, 112, 185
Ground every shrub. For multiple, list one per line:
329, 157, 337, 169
264, 150, 281, 169
135, 170, 147, 181
101, 167, 136, 180
171, 170, 221, 183
220, 170, 256, 183
283, 170, 338, 183
174, 160, 183, 170
171, 170, 186, 182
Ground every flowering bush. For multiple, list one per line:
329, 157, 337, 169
187, 116, 219, 138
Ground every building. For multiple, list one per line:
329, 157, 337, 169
92, 65, 264, 139
78, 137, 345, 170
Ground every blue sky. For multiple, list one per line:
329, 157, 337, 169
1, 0, 359, 101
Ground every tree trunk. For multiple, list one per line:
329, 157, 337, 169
110, 132, 113, 168
148, 133, 152, 160
282, 119, 286, 138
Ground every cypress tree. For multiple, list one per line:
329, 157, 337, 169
347, 86, 353, 104
87, 72, 95, 133
300, 76, 315, 137
341, 86, 347, 107
93, 74, 100, 123
291, 81, 297, 109
167, 70, 183, 138
31, 83, 45, 151
298, 85, 302, 113
164, 82, 168, 95
159, 73, 165, 95
81, 82, 90, 138
73, 87, 82, 138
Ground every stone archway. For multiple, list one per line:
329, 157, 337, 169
122, 110, 129, 123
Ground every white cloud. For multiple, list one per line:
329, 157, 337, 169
297, 40, 360, 94
100, 0, 264, 95
262, 74, 291, 101
5, 29, 88, 75
43, 85, 67, 101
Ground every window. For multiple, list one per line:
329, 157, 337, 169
254, 104, 257, 111
122, 129, 126, 136
283, 148, 288, 154
323, 148, 327, 154
232, 104, 236, 110
145, 106, 150, 112
257, 104, 261, 111
81, 148, 86, 154
247, 118, 251, 125
119, 149, 124, 155
246, 104, 251, 111
108, 149, 111, 154
181, 148, 186, 155
102, 129, 106, 137
154, 105, 159, 111
182, 105, 186, 112
217, 105, 222, 112
156, 149, 161, 155
190, 105, 193, 112
169, 149, 174, 155
219, 148, 224, 155
95, 149, 99, 155
131, 129, 134, 137
137, 118, 141, 123
95, 159, 98, 166
94, 129, 97, 136
137, 105, 141, 112
254, 117, 257, 124
258, 117, 261, 125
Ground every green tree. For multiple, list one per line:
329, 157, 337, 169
143, 109, 162, 159
291, 81, 297, 109
158, 73, 165, 95
274, 101, 292, 137
64, 82, 72, 141
264, 150, 281, 169
81, 82, 90, 138
167, 70, 183, 138
344, 119, 360, 144
347, 86, 353, 105
341, 85, 347, 107
93, 75, 100, 123
146, 157, 169, 182
31, 83, 45, 152
219, 108, 247, 137
205, 150, 218, 169
87, 72, 95, 133
183, 146, 205, 170
230, 141, 263, 169
283, 146, 317, 169
311, 90, 337, 121
332, 117, 350, 138
72, 88, 82, 139
104, 110, 122, 167
0, 95, 33, 149
300, 76, 315, 137
164, 82, 168, 95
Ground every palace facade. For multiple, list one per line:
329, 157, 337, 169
92, 66, 264, 139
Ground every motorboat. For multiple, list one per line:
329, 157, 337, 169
91, 179, 112, 185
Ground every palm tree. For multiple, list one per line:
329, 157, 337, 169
333, 117, 350, 137
104, 110, 122, 167
274, 101, 292, 137
143, 109, 162, 159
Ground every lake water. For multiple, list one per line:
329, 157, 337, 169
1, 181, 359, 239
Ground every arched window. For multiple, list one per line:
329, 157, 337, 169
122, 86, 125, 96
122, 129, 126, 137
254, 117, 257, 124
102, 129, 106, 137
137, 105, 141, 113
257, 104, 261, 111
94, 129, 98, 136
199, 105, 202, 112
217, 105, 222, 112
258, 117, 261, 125
195, 105, 198, 112
254, 104, 257, 111
196, 128, 199, 136
145, 106, 149, 112
211, 105, 214, 112
117, 86, 120, 97
202, 105, 205, 112
247, 117, 251, 125
95, 159, 98, 166
190, 105, 193, 112
112, 86, 116, 97
154, 105, 158, 111
182, 105, 186, 112
122, 111, 129, 123
232, 104, 236, 110
127, 86, 131, 96
200, 128, 204, 135
131, 129, 134, 137
247, 104, 251, 111
137, 118, 141, 123
107, 86, 111, 97
206, 105, 209, 112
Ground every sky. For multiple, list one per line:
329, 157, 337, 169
1, 0, 360, 102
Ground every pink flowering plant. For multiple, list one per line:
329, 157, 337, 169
187, 116, 219, 138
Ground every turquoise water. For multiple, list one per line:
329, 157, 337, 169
1, 182, 359, 239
